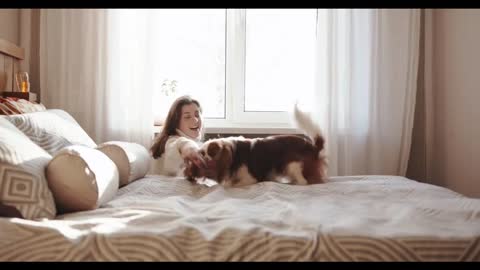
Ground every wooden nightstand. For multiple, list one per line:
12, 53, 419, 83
1, 91, 37, 102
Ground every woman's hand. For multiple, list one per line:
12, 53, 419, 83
183, 148, 206, 169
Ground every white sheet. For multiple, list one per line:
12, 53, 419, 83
0, 175, 479, 261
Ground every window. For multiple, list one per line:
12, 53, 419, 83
245, 9, 316, 112
152, 9, 317, 129
150, 9, 226, 123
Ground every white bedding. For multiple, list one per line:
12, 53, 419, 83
0, 175, 479, 261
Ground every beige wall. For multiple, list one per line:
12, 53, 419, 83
3, 9, 479, 196
429, 9, 480, 197
0, 9, 20, 45
0, 9, 40, 98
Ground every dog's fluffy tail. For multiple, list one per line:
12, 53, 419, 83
293, 103, 325, 153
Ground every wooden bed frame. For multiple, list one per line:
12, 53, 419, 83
0, 38, 25, 92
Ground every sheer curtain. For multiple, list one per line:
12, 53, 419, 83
314, 9, 420, 177
40, 9, 154, 147
39, 9, 420, 174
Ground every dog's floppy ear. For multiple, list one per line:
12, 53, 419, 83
184, 159, 205, 182
207, 141, 221, 158
183, 160, 196, 182
216, 144, 233, 182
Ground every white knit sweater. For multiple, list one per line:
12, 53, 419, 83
150, 130, 202, 176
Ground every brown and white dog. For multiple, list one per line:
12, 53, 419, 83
184, 105, 327, 187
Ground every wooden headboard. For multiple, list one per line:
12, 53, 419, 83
0, 38, 25, 92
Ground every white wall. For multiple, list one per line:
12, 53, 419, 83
0, 9, 20, 44
431, 9, 480, 197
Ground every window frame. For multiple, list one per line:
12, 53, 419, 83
204, 9, 317, 131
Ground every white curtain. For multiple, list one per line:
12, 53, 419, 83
314, 9, 421, 176
40, 9, 154, 147
39, 9, 420, 175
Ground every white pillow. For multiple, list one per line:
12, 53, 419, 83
6, 110, 97, 155
0, 117, 56, 220
96, 141, 150, 187
45, 145, 119, 214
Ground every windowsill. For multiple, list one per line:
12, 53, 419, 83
153, 125, 302, 135
205, 126, 301, 135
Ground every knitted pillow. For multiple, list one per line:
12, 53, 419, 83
0, 97, 46, 115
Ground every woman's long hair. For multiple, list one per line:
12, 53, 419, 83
150, 95, 203, 159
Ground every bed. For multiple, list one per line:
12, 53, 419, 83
1, 174, 480, 261
1, 39, 480, 262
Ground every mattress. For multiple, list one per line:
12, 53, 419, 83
0, 175, 479, 261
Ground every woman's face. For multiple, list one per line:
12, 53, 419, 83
178, 103, 202, 139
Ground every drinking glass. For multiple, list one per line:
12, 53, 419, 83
15, 72, 30, 92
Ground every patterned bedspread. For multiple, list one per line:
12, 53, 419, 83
0, 175, 479, 261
